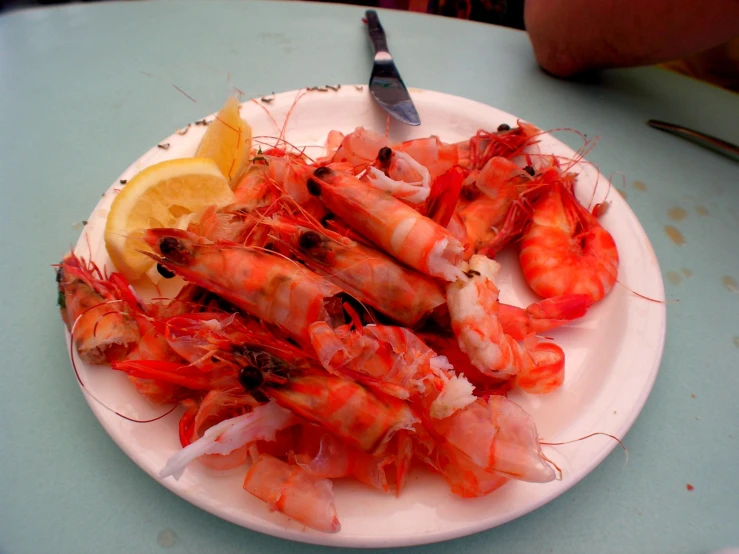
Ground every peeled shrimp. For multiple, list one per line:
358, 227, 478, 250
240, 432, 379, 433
446, 255, 526, 378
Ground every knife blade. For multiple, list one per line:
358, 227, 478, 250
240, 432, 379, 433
647, 119, 739, 162
365, 10, 421, 126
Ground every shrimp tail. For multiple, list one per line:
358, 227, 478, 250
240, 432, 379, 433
517, 339, 565, 394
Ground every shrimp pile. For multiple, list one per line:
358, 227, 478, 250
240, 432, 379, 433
56, 119, 620, 533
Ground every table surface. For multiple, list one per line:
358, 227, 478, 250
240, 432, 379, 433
1, 1, 738, 553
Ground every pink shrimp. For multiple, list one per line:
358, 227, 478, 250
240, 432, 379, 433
230, 162, 280, 211
56, 253, 140, 364
391, 122, 541, 179
266, 214, 446, 327
329, 126, 389, 174
143, 228, 343, 344
446, 255, 527, 379
519, 182, 619, 303
264, 373, 418, 453
308, 320, 476, 421
365, 146, 432, 205
307, 166, 466, 281
416, 331, 515, 397
243, 454, 341, 533
516, 339, 565, 394
433, 442, 509, 498
293, 425, 395, 492
392, 135, 460, 180
427, 395, 556, 483
462, 122, 542, 170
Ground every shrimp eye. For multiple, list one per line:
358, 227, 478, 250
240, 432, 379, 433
523, 165, 535, 176
306, 178, 321, 196
377, 146, 392, 165
238, 366, 264, 391
313, 166, 333, 179
298, 231, 322, 250
158, 237, 191, 265
497, 123, 511, 132
156, 263, 176, 279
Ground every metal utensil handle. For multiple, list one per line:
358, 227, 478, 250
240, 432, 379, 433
648, 120, 739, 156
365, 10, 390, 55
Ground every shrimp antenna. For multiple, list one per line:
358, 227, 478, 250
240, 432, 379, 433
541, 432, 629, 470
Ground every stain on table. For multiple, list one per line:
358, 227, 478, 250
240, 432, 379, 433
668, 207, 688, 221
723, 276, 738, 293
157, 529, 177, 548
664, 225, 685, 245
695, 205, 710, 216
666, 271, 683, 286
633, 180, 648, 192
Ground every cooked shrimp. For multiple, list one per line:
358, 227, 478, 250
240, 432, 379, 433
516, 339, 565, 394
56, 253, 140, 364
391, 122, 540, 179
446, 255, 526, 379
463, 121, 541, 170
144, 228, 343, 343
230, 162, 279, 212
366, 147, 431, 205
429, 395, 556, 483
187, 206, 250, 243
392, 135, 460, 180
307, 167, 465, 281
309, 321, 476, 420
519, 182, 619, 303
266, 214, 446, 327
243, 454, 341, 533
434, 442, 509, 498
294, 425, 395, 492
330, 126, 389, 173
416, 331, 515, 396
265, 373, 418, 452
113, 312, 319, 392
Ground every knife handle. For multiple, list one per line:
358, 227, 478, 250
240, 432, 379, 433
365, 10, 390, 55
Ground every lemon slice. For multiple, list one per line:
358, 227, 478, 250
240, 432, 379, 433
196, 96, 253, 184
104, 157, 235, 281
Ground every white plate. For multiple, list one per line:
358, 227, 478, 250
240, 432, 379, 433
69, 87, 666, 548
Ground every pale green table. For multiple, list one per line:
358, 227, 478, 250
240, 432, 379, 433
1, 1, 738, 553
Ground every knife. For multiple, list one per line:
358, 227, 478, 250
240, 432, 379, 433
365, 10, 421, 126
647, 119, 739, 162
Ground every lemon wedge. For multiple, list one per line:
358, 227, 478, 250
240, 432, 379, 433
196, 96, 253, 184
104, 157, 235, 281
